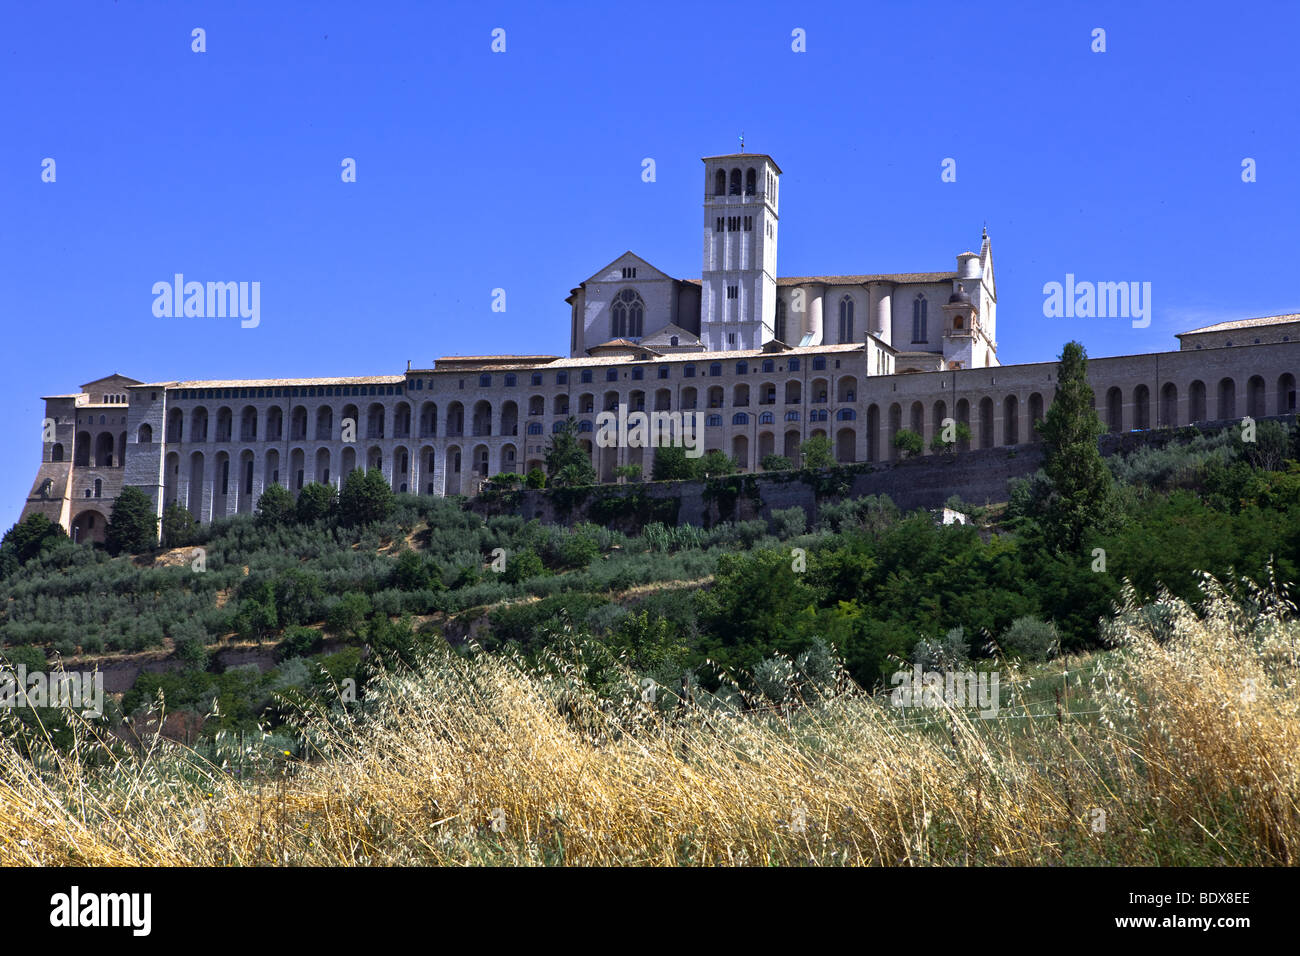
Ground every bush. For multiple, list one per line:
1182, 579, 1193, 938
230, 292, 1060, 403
161, 504, 198, 549
296, 482, 338, 523
105, 487, 158, 556
761, 454, 793, 472
769, 506, 807, 539
893, 428, 924, 459
339, 469, 395, 526
999, 616, 1060, 661
503, 548, 546, 585
326, 591, 372, 640
275, 625, 322, 662
800, 435, 834, 469
256, 484, 295, 526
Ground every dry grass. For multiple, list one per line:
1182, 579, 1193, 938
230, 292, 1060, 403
2, 572, 1297, 866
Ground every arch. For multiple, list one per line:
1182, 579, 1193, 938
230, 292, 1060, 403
866, 403, 880, 461
239, 405, 258, 442
732, 412, 749, 425
611, 288, 645, 339
419, 401, 438, 437
419, 444, 437, 494
472, 400, 493, 437
775, 300, 787, 343
314, 447, 332, 488
1188, 380, 1207, 422
315, 405, 334, 441
289, 405, 308, 441
94, 432, 115, 468
785, 380, 801, 405
166, 407, 184, 443
732, 434, 749, 469
393, 401, 412, 438
887, 402, 902, 460
263, 448, 281, 491
978, 397, 994, 448
836, 427, 856, 464
366, 403, 386, 440
745, 167, 757, 196
758, 431, 775, 461
137, 423, 153, 444
446, 402, 464, 437
781, 428, 799, 466
339, 404, 358, 442
445, 445, 463, 496
681, 386, 698, 410
500, 443, 518, 473
237, 449, 257, 513
714, 168, 726, 196
190, 407, 209, 442
528, 393, 545, 416
1106, 386, 1123, 433
51, 442, 65, 463
578, 393, 595, 414
74, 431, 91, 466
365, 445, 383, 476
931, 400, 948, 447
838, 376, 858, 403
290, 448, 306, 492
266, 406, 284, 441
1003, 395, 1019, 445
188, 452, 206, 517
603, 390, 620, 412
909, 400, 923, 435
955, 398, 971, 452
810, 378, 828, 405
838, 295, 855, 342
733, 383, 750, 407
501, 400, 519, 436
1279, 373, 1297, 414
1027, 393, 1044, 438
654, 388, 671, 412
1160, 382, 1178, 427
394, 445, 411, 485
729, 167, 742, 195
213, 450, 231, 517
70, 508, 109, 546
912, 295, 928, 342
1133, 384, 1150, 430
707, 385, 724, 409
552, 394, 569, 416
163, 450, 180, 506
216, 406, 233, 443
629, 389, 645, 411
1246, 375, 1266, 419
1217, 377, 1236, 419
340, 446, 356, 480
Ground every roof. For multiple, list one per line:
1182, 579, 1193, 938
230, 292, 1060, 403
677, 272, 957, 288
428, 341, 874, 372
161, 375, 406, 389
1176, 313, 1300, 336
701, 153, 783, 174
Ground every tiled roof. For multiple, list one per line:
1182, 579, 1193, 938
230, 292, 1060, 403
678, 272, 957, 287
164, 375, 405, 389
1177, 313, 1300, 336
702, 153, 783, 173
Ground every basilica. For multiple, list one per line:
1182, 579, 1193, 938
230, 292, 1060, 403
19, 151, 1299, 543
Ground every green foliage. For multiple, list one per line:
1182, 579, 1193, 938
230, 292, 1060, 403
326, 592, 372, 641
256, 484, 295, 526
652, 446, 695, 481
999, 616, 1060, 661
525, 468, 547, 489
799, 434, 834, 469
761, 454, 793, 472
339, 468, 395, 526
0, 512, 67, 578
769, 506, 807, 539
545, 419, 597, 487
931, 420, 972, 454
105, 487, 158, 556
893, 428, 924, 459
274, 569, 325, 627
613, 464, 643, 482
503, 547, 546, 584
275, 625, 322, 662
295, 482, 338, 523
697, 449, 738, 477
1037, 342, 1116, 552
160, 504, 198, 549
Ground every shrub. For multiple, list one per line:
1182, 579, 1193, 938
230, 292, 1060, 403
999, 616, 1060, 661
339, 468, 395, 526
800, 435, 834, 470
761, 454, 793, 472
256, 484, 295, 526
893, 428, 924, 459
275, 625, 323, 662
769, 506, 806, 539
105, 487, 158, 556
326, 593, 372, 640
161, 504, 198, 549
296, 482, 338, 523
503, 548, 546, 585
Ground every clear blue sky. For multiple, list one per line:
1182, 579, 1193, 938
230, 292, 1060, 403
2, 0, 1297, 532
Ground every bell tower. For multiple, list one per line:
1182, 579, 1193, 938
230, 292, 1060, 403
700, 151, 781, 351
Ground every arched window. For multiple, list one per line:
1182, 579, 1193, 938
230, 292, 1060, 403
51, 443, 64, 462
729, 168, 741, 195
707, 414, 722, 427
670, 335, 679, 347
736, 361, 748, 375
762, 359, 775, 373
611, 288, 645, 339
714, 169, 726, 195
527, 423, 543, 435
912, 295, 928, 342
775, 299, 787, 342
745, 168, 756, 195
733, 412, 749, 425
709, 362, 722, 377
839, 296, 854, 341
137, 423, 153, 443
836, 408, 856, 421
759, 411, 774, 424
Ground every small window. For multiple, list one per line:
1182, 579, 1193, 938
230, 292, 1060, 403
632, 367, 644, 380
813, 356, 826, 371
606, 369, 618, 382
788, 358, 800, 372
684, 365, 696, 378
556, 371, 568, 385
505, 373, 517, 387
658, 367, 669, 379
709, 363, 721, 377
531, 372, 543, 386
707, 414, 722, 427
581, 370, 593, 383
479, 374, 491, 387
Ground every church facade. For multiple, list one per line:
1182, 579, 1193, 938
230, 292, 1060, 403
19, 152, 1300, 543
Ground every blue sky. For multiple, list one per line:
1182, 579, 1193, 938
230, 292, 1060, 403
2, 0, 1297, 532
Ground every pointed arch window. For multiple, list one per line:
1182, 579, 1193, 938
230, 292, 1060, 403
745, 168, 756, 196
729, 168, 742, 195
839, 296, 855, 341
714, 169, 726, 195
611, 288, 645, 339
912, 295, 928, 342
